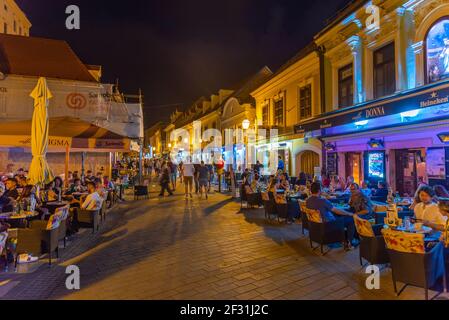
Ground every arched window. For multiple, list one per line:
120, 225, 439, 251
426, 17, 449, 83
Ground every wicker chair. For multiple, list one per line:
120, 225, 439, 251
304, 207, 346, 255
76, 208, 100, 233
262, 192, 277, 220
299, 201, 309, 235
382, 229, 447, 300
354, 215, 389, 266
15, 220, 60, 267
55, 205, 70, 248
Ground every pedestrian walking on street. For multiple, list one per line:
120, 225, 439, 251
183, 159, 195, 199
198, 161, 210, 200
194, 163, 201, 194
168, 159, 177, 190
159, 165, 173, 197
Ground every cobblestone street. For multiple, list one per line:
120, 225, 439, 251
0, 186, 447, 300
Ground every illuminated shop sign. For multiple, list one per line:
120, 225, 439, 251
294, 83, 449, 134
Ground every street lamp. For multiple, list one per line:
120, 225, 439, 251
242, 119, 251, 130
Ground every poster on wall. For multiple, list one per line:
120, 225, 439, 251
326, 153, 338, 177
427, 148, 446, 180
367, 152, 385, 180
426, 19, 449, 83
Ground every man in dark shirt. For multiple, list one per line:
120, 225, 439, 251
198, 161, 210, 199
306, 182, 356, 249
4, 178, 19, 200
372, 181, 389, 202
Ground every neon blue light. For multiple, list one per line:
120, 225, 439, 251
355, 120, 369, 126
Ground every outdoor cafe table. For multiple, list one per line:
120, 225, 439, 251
0, 211, 39, 227
71, 192, 88, 200
386, 225, 441, 243
43, 201, 70, 214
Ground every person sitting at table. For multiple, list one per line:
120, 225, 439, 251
371, 181, 389, 202
16, 176, 27, 189
344, 176, 355, 191
95, 178, 108, 201
434, 185, 449, 198
103, 175, 115, 189
43, 181, 58, 202
4, 178, 19, 200
79, 181, 103, 210
414, 186, 446, 225
421, 198, 448, 232
250, 174, 261, 193
360, 181, 372, 198
329, 175, 343, 192
348, 183, 373, 218
296, 172, 307, 187
66, 178, 85, 194
322, 174, 330, 188
84, 170, 94, 183
306, 182, 356, 250
0, 182, 13, 212
96, 172, 104, 185
277, 173, 290, 192
53, 177, 64, 196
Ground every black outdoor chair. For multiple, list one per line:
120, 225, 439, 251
275, 202, 288, 223
134, 185, 149, 200
383, 229, 447, 300
76, 208, 100, 233
299, 201, 309, 235
354, 215, 389, 266
262, 192, 277, 220
240, 185, 260, 209
304, 207, 346, 255
15, 220, 60, 267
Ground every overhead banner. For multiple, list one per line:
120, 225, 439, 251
294, 81, 449, 134
0, 76, 143, 139
0, 135, 131, 152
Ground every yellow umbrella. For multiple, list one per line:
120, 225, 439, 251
28, 77, 54, 185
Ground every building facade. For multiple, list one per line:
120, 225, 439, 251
251, 45, 323, 177
293, 0, 449, 194
1, 0, 31, 36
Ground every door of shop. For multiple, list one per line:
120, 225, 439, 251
299, 151, 319, 178
345, 153, 362, 184
395, 149, 419, 197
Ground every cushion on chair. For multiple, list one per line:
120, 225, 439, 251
244, 185, 254, 195
46, 214, 62, 230
261, 192, 270, 201
274, 194, 287, 204
354, 215, 375, 238
305, 208, 323, 223
0, 231, 7, 254
382, 229, 425, 254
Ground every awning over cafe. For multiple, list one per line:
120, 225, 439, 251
0, 117, 132, 152
294, 80, 449, 136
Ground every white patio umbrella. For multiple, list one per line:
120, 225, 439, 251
28, 77, 54, 185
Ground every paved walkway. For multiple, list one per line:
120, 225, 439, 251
0, 185, 448, 300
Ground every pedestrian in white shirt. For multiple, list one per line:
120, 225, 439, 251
183, 159, 195, 199
414, 186, 446, 225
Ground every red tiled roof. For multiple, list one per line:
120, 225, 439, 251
0, 34, 97, 82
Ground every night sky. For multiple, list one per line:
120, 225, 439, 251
16, 0, 349, 126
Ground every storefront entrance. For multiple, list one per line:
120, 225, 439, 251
395, 149, 421, 197
297, 150, 319, 177
345, 152, 362, 184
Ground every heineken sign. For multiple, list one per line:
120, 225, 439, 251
295, 82, 449, 135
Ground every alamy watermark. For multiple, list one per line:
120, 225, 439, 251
365, 265, 380, 290
66, 5, 80, 30
65, 265, 81, 290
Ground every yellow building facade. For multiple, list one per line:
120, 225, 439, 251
1, 0, 31, 36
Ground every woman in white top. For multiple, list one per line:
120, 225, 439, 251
414, 186, 446, 225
